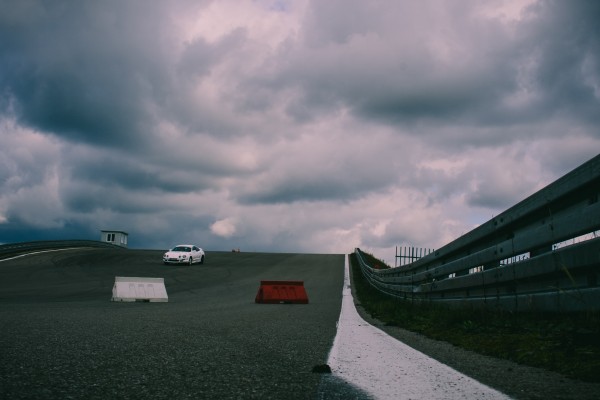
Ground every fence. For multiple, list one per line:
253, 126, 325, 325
356, 154, 600, 312
395, 246, 435, 267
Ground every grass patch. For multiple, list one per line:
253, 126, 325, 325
350, 253, 600, 383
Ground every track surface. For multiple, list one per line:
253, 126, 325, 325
0, 248, 349, 399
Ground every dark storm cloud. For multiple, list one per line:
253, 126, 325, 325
61, 182, 160, 214
168, 28, 251, 135
232, 131, 401, 205
0, 0, 174, 147
0, 218, 96, 243
68, 152, 212, 194
178, 29, 246, 79
238, 174, 379, 204
268, 0, 600, 138
1, 0, 599, 254
266, 0, 515, 126
0, 138, 57, 189
522, 0, 600, 124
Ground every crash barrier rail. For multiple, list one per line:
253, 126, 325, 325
356, 154, 600, 312
0, 240, 123, 259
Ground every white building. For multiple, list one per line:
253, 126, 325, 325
100, 230, 128, 247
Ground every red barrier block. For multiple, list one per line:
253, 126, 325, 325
255, 280, 309, 304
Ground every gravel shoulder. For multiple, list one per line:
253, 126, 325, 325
349, 267, 600, 400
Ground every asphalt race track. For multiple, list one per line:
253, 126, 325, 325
0, 248, 354, 399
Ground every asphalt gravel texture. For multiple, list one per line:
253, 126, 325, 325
6, 247, 596, 399
0, 248, 368, 399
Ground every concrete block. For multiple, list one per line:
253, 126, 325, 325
111, 276, 168, 302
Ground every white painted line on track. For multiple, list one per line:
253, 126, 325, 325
326, 255, 512, 400
0, 248, 86, 263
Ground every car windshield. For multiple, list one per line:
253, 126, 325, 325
172, 246, 191, 252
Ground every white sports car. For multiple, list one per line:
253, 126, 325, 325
163, 244, 205, 265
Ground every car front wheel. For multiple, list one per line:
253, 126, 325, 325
200, 255, 204, 264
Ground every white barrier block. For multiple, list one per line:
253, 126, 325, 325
111, 276, 168, 302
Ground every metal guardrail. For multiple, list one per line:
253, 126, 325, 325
0, 240, 124, 259
355, 154, 600, 312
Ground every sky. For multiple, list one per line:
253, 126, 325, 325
1, 0, 599, 261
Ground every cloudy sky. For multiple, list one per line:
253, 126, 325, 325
1, 0, 599, 260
